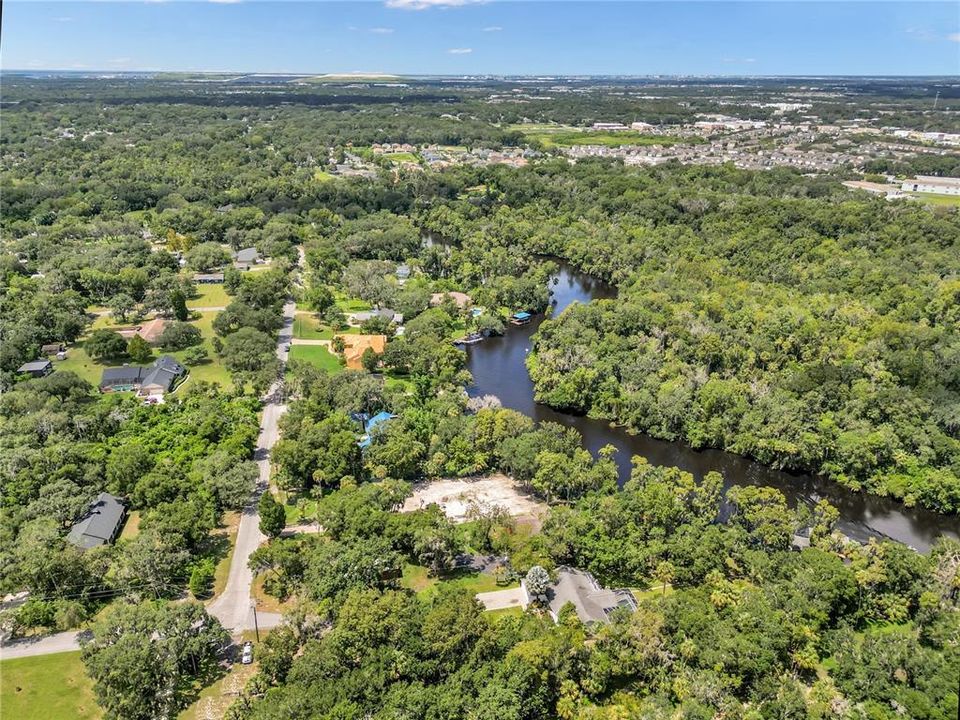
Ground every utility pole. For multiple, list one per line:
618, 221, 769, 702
251, 602, 260, 643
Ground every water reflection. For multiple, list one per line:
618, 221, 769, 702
464, 261, 959, 552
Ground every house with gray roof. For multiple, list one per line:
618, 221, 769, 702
17, 359, 53, 377
233, 247, 261, 269
99, 355, 187, 396
545, 566, 637, 625
66, 492, 127, 550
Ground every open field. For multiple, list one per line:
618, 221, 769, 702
288, 344, 343, 373
401, 475, 546, 522
908, 192, 960, 207
187, 283, 231, 309
0, 651, 100, 720
400, 563, 516, 600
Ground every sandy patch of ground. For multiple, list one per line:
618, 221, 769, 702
401, 474, 546, 523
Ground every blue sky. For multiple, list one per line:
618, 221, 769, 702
3, 1, 958, 76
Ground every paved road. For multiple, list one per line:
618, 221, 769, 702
2, 256, 303, 658
0, 631, 82, 660
207, 292, 296, 632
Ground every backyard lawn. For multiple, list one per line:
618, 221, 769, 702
56, 311, 231, 389
187, 283, 231, 309
1, 652, 100, 720
288, 344, 343, 374
400, 563, 516, 600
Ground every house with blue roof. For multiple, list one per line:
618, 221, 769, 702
358, 411, 395, 449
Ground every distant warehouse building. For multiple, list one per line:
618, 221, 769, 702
67, 492, 127, 550
901, 176, 960, 195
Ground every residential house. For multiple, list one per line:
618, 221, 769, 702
234, 247, 261, 269
194, 272, 225, 284
351, 308, 403, 325
335, 334, 387, 370
542, 567, 637, 625
17, 359, 53, 377
99, 355, 187, 396
358, 410, 395, 449
40, 342, 66, 356
66, 492, 127, 550
430, 291, 472, 310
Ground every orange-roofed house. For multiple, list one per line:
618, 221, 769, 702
337, 334, 387, 370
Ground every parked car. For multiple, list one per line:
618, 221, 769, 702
241, 641, 253, 664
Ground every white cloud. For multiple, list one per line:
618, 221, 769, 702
386, 0, 484, 10
448, 48, 473, 54
369, 27, 395, 34
948, 33, 960, 43
722, 57, 757, 64
482, 26, 502, 32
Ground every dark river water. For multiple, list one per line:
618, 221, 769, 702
463, 261, 959, 552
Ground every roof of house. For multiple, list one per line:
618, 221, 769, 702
100, 356, 186, 391
101, 366, 145, 386
430, 291, 472, 309
66, 492, 127, 550
396, 264, 411, 278
337, 334, 387, 370
18, 359, 52, 373
366, 411, 395, 433
139, 355, 186, 392
235, 247, 260, 263
512, 311, 532, 320
547, 566, 637, 624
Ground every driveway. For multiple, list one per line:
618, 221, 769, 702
0, 630, 84, 660
475, 587, 527, 611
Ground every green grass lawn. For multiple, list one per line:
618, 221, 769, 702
57, 311, 231, 389
382, 152, 419, 164
400, 563, 517, 600
334, 292, 372, 312
1, 652, 101, 720
536, 131, 692, 148
908, 192, 960, 207
119, 510, 141, 540
187, 283, 231, 309
279, 491, 318, 524
293, 314, 362, 340
288, 344, 343, 374
313, 169, 335, 182
485, 606, 525, 621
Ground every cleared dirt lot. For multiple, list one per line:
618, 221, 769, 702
401, 474, 546, 523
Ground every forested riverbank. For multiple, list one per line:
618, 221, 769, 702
418, 161, 960, 515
